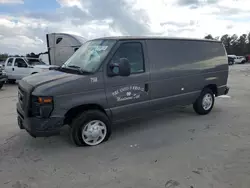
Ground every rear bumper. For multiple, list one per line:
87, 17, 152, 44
217, 85, 229, 96
16, 102, 64, 137
224, 86, 229, 95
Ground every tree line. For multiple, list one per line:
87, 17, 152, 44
0, 52, 47, 62
205, 32, 250, 56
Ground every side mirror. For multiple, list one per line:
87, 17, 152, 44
109, 58, 131, 77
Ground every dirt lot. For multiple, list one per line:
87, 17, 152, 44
1, 64, 250, 188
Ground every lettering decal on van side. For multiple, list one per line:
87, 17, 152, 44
112, 86, 146, 102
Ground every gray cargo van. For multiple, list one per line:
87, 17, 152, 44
17, 36, 229, 146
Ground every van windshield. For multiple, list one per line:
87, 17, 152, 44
62, 39, 116, 73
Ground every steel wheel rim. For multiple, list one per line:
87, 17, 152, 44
202, 93, 213, 110
82, 120, 107, 146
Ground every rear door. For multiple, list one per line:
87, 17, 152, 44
104, 40, 151, 121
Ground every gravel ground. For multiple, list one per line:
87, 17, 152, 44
1, 64, 250, 188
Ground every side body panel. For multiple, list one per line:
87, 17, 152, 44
147, 39, 228, 111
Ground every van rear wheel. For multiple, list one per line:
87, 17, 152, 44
70, 110, 111, 146
193, 88, 214, 115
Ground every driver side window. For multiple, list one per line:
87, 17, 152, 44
111, 42, 145, 74
14, 58, 27, 68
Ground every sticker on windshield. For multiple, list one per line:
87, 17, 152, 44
112, 86, 147, 102
91, 46, 108, 51
90, 77, 98, 83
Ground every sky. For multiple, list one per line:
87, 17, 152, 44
0, 0, 250, 55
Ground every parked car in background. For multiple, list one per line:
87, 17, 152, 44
228, 55, 246, 64
228, 56, 235, 65
0, 68, 7, 89
235, 56, 246, 64
17, 36, 229, 147
245, 55, 250, 62
0, 61, 5, 69
4, 57, 56, 83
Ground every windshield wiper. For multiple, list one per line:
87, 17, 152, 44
67, 65, 92, 74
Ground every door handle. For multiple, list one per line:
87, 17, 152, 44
145, 83, 149, 92
12, 68, 14, 71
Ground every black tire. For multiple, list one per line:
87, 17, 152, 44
70, 110, 111, 147
8, 79, 16, 84
193, 88, 215, 115
241, 60, 245, 64
0, 81, 3, 89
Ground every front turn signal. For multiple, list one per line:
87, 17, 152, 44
38, 96, 53, 104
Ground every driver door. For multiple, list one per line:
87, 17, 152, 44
104, 41, 151, 122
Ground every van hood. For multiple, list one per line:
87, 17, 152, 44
22, 70, 81, 87
19, 69, 103, 97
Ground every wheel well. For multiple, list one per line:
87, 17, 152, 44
64, 104, 107, 125
205, 84, 218, 96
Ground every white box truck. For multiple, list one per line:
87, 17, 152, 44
46, 33, 86, 66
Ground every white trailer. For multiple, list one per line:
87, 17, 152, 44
46, 33, 86, 66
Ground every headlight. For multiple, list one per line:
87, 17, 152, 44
31, 96, 53, 118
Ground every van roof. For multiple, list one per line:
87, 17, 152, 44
93, 36, 221, 43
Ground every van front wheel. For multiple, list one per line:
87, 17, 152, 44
193, 88, 214, 115
70, 110, 111, 146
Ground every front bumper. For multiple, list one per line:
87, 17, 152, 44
16, 102, 64, 137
